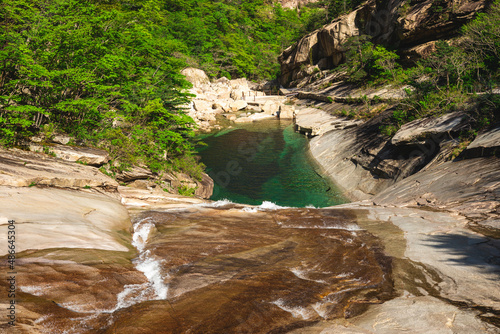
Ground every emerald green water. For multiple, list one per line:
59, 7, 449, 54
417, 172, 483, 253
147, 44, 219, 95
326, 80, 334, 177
197, 120, 347, 208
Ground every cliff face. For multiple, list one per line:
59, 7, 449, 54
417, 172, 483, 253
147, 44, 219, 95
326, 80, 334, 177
279, 0, 490, 87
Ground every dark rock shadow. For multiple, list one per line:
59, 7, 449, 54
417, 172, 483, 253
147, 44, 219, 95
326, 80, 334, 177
423, 233, 500, 279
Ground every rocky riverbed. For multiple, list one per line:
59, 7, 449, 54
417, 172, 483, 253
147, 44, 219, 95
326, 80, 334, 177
1, 115, 499, 333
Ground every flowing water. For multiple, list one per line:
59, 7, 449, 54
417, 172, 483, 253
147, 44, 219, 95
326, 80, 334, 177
106, 204, 394, 333
8, 205, 394, 333
197, 120, 347, 208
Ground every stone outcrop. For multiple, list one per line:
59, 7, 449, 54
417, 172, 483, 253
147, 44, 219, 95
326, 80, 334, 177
391, 111, 468, 146
279, 0, 489, 86
161, 171, 214, 199
295, 107, 362, 136
0, 148, 118, 190
296, 100, 500, 215
29, 143, 110, 166
279, 0, 318, 9
181, 67, 210, 87
373, 156, 500, 224
463, 126, 500, 158
116, 166, 154, 182
0, 187, 131, 255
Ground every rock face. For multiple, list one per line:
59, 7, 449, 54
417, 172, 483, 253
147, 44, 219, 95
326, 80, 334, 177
29, 143, 110, 166
181, 67, 210, 87
161, 171, 214, 199
279, 0, 318, 9
295, 107, 361, 136
116, 166, 154, 182
0, 148, 118, 190
373, 157, 500, 227
391, 111, 468, 146
297, 102, 500, 212
463, 126, 500, 158
279, 0, 488, 86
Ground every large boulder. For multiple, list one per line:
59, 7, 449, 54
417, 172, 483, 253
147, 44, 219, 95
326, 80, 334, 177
229, 78, 250, 90
181, 67, 210, 88
278, 105, 295, 119
162, 172, 214, 199
463, 126, 500, 158
278, 0, 488, 86
391, 112, 468, 146
229, 100, 248, 111
262, 100, 282, 115
193, 99, 213, 112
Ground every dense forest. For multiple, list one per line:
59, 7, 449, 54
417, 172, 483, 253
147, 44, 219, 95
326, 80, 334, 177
0, 0, 330, 176
3, 0, 497, 179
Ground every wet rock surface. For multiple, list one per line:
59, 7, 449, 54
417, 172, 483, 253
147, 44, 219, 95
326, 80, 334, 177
0, 111, 499, 333
3, 201, 499, 333
0, 204, 397, 333
105, 206, 395, 334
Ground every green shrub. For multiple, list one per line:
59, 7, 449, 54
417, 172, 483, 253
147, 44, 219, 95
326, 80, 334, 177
178, 184, 197, 197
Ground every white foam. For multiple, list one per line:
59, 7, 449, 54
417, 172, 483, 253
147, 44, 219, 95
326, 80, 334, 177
270, 299, 315, 320
240, 201, 290, 212
135, 250, 169, 300
200, 199, 234, 208
290, 268, 326, 284
278, 223, 362, 230
112, 218, 169, 311
259, 201, 289, 210
311, 302, 330, 319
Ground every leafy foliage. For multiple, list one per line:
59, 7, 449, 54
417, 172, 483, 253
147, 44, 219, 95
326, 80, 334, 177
0, 0, 198, 174
342, 35, 400, 84
163, 0, 325, 80
0, 0, 330, 176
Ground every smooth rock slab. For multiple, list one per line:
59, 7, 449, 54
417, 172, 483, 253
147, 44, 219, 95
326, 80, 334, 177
116, 166, 153, 182
0, 187, 131, 255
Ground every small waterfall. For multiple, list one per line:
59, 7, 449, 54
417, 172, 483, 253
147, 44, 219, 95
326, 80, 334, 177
113, 218, 169, 310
